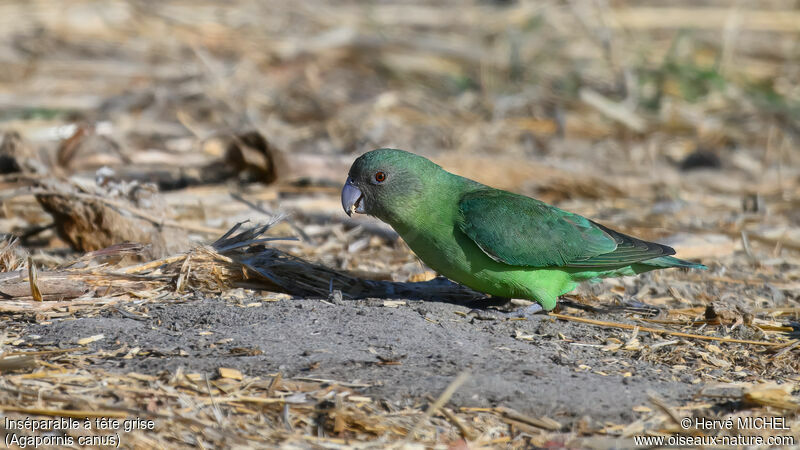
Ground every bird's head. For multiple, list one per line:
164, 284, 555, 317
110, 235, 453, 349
341, 148, 438, 222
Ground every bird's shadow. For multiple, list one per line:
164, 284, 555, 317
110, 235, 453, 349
331, 276, 658, 316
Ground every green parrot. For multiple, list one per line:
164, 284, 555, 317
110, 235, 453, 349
341, 148, 706, 311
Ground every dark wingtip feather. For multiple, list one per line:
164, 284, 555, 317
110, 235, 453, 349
566, 220, 677, 268
641, 255, 707, 270
672, 258, 708, 270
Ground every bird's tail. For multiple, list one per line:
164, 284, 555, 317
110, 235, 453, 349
640, 255, 707, 270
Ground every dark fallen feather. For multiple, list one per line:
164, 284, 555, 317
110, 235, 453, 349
210, 222, 480, 303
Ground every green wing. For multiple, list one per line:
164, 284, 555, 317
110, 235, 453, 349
457, 189, 674, 268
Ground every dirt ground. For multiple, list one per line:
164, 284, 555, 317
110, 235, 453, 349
26, 296, 695, 425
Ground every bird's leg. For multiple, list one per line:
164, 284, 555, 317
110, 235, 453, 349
510, 302, 545, 318
505, 298, 548, 317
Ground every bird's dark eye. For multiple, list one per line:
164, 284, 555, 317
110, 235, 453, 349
374, 171, 386, 183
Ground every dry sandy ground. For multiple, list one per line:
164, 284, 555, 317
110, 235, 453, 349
27, 294, 696, 426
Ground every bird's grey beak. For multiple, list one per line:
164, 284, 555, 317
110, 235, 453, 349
341, 177, 365, 216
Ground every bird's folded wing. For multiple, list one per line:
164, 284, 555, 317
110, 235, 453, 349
457, 189, 673, 268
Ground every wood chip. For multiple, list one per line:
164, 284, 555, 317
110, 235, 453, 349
76, 334, 105, 345
219, 367, 244, 381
